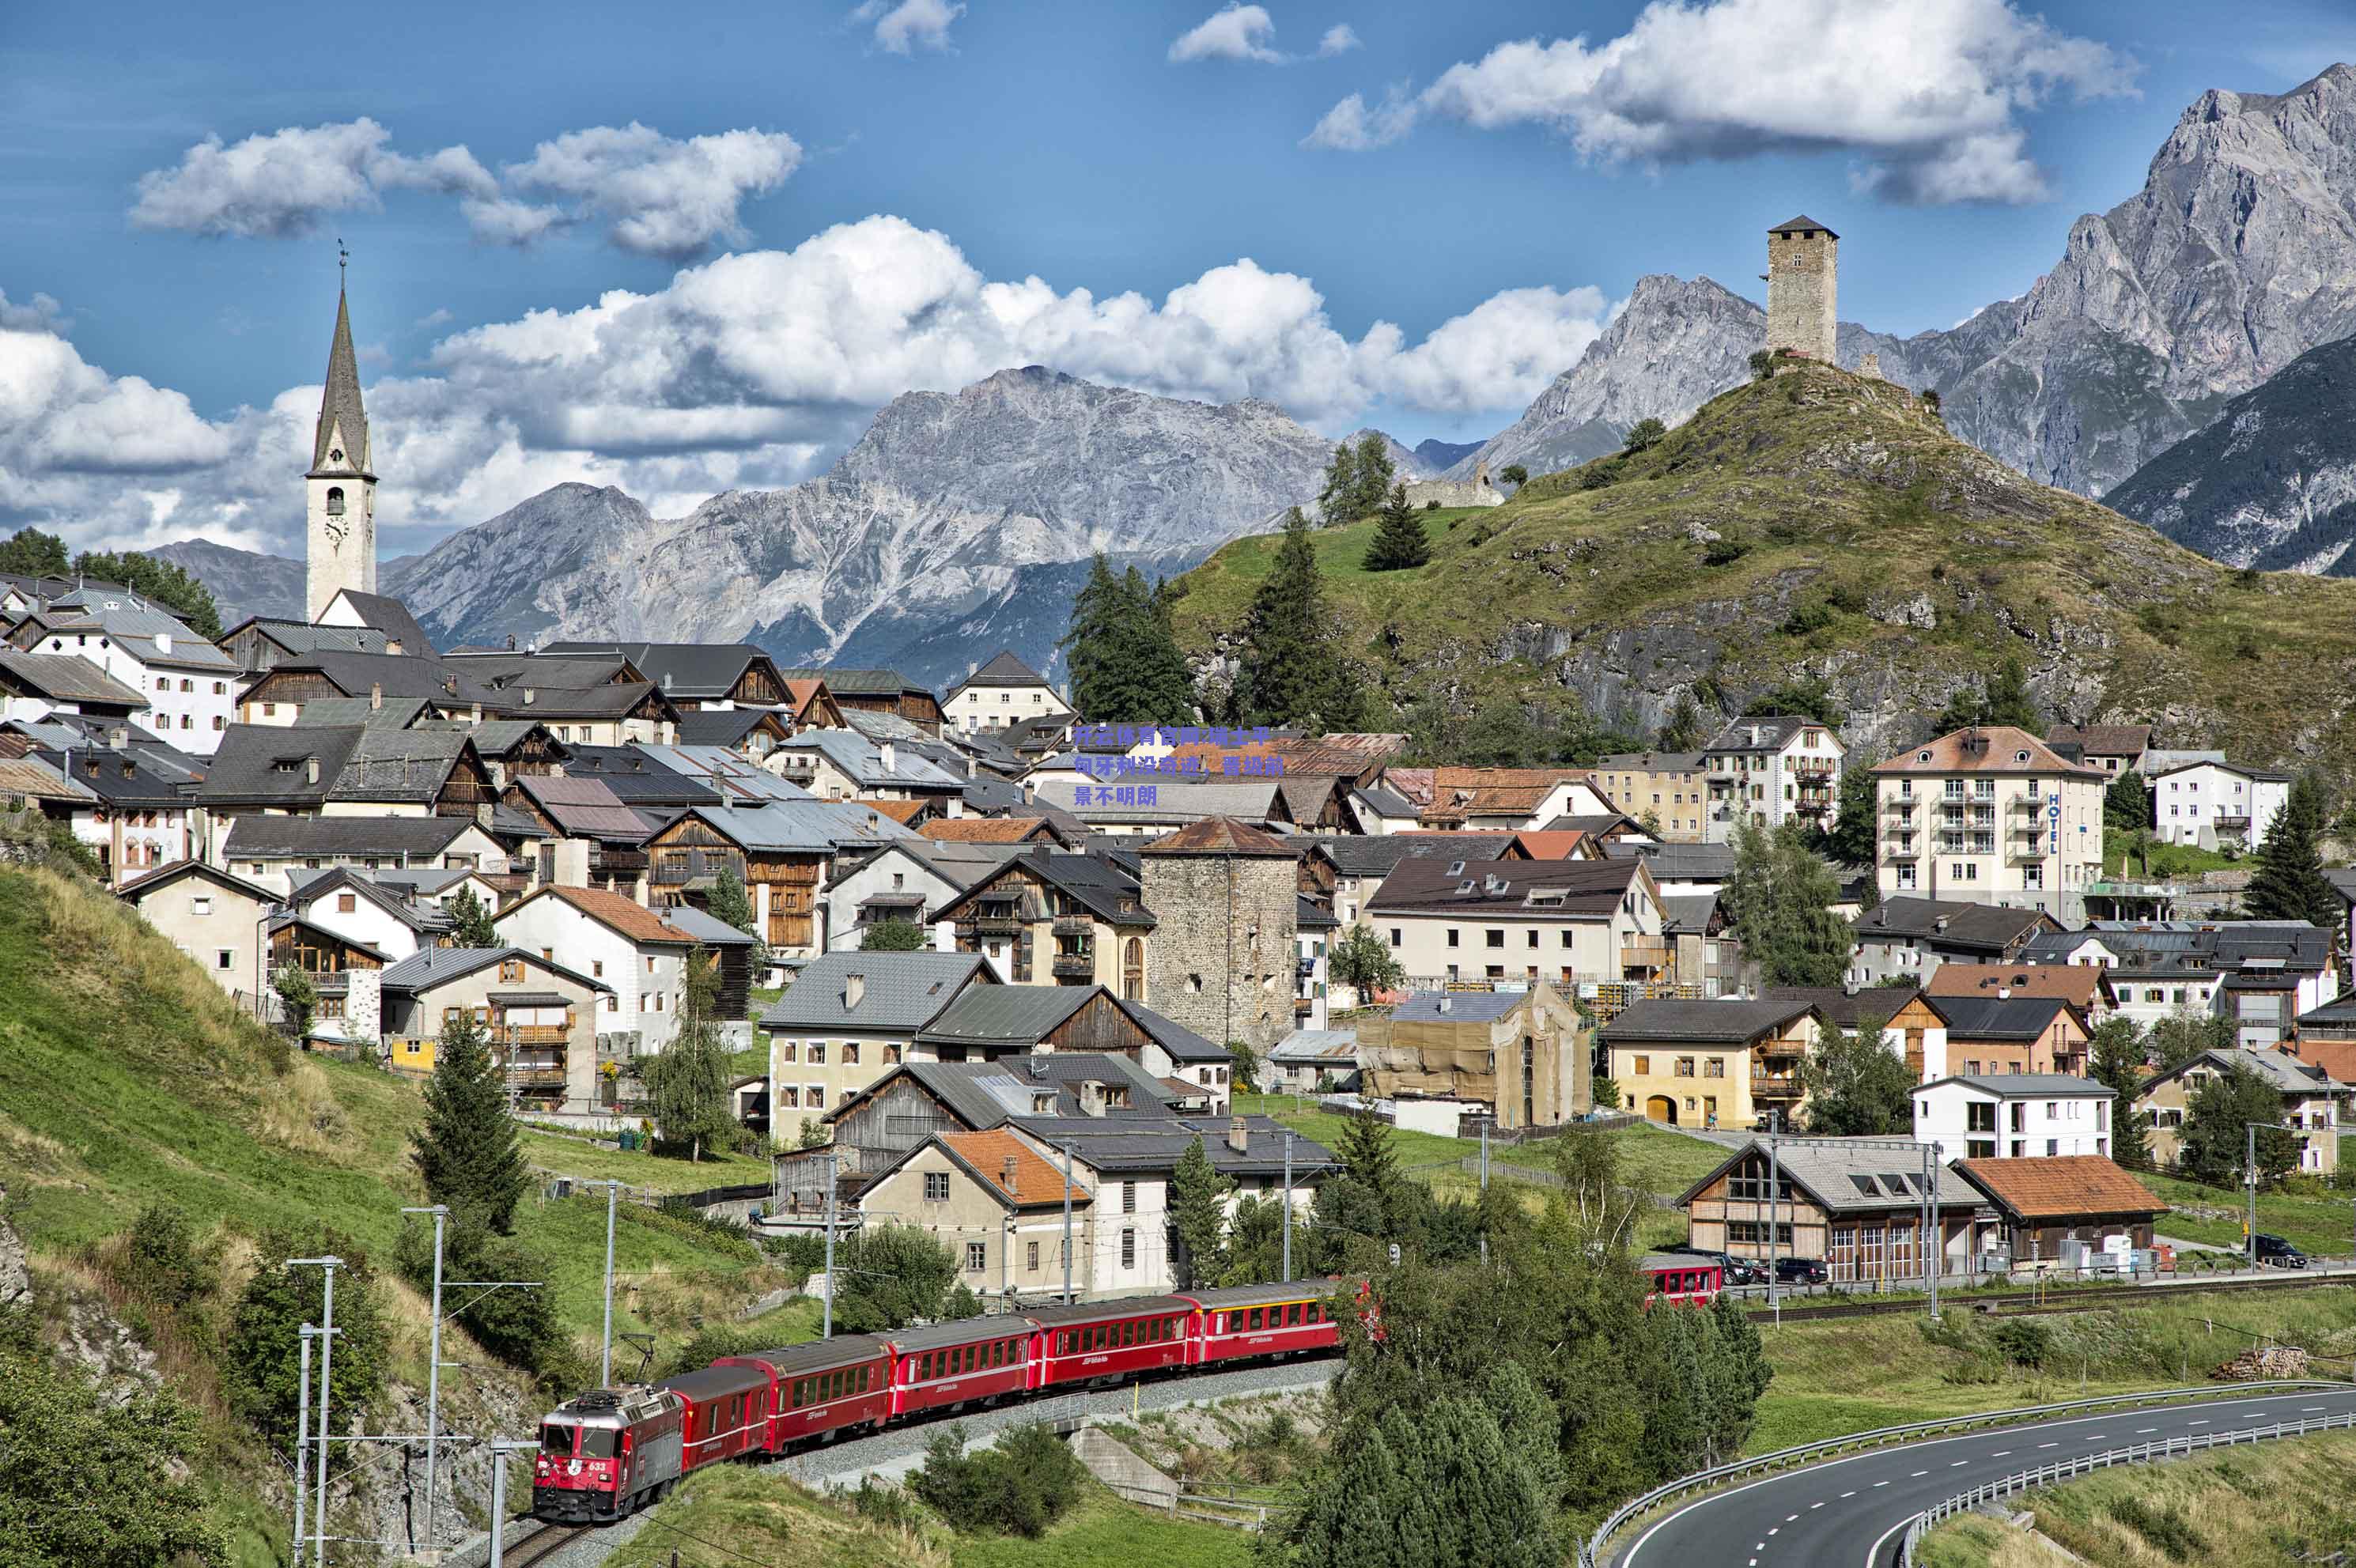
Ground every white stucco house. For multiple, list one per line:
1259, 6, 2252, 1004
2146, 761, 2290, 851
494, 884, 698, 1055
1914, 1074, 2114, 1162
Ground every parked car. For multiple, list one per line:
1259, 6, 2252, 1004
2254, 1234, 2308, 1268
1772, 1256, 1830, 1286
1667, 1245, 1763, 1287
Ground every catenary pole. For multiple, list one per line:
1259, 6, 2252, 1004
1062, 1143, 1076, 1303
821, 1151, 838, 1338
1766, 1134, 1780, 1325
402, 1204, 448, 1555
293, 1326, 315, 1566
600, 1181, 618, 1384
2248, 1122, 2260, 1271
285, 1256, 344, 1566
1281, 1132, 1294, 1283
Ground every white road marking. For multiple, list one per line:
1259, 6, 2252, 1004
1949, 1460, 1968, 1467
1840, 1491, 1856, 1499
1911, 1469, 1928, 1477
1769, 1527, 1780, 1536
1874, 1480, 1890, 1487
2038, 1442, 2059, 1449
2305, 1407, 2328, 1412
1812, 1502, 1827, 1509
2188, 1419, 2208, 1426
2135, 1427, 2157, 1434
1787, 1514, 1800, 1522
1991, 1450, 2010, 1457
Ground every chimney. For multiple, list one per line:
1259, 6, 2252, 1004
1934, 916, 1950, 932
879, 741, 896, 774
108, 727, 127, 750
1438, 996, 1453, 1014
506, 633, 517, 651
1227, 1116, 1249, 1154
1000, 1156, 1019, 1192
155, 632, 171, 654
369, 682, 383, 712
443, 675, 458, 697
523, 688, 535, 706
844, 972, 866, 1009
304, 756, 320, 785
1997, 987, 2010, 1000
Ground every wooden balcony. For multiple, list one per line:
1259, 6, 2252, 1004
1051, 953, 1095, 978
1620, 939, 1671, 971
1052, 916, 1095, 936
1751, 1074, 1804, 1100
972, 914, 1021, 935
491, 1023, 572, 1045
508, 1066, 569, 1088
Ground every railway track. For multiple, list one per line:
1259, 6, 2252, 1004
1742, 1267, 2353, 1323
498, 1521, 588, 1568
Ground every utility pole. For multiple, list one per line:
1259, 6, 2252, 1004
580, 1181, 623, 1384
485, 1439, 538, 1568
1281, 1132, 1294, 1283
402, 1204, 448, 1558
821, 1151, 838, 1339
1766, 1134, 1780, 1325
288, 1256, 343, 1567
2245, 1122, 2263, 1271
1061, 1143, 1076, 1303
293, 1326, 315, 1566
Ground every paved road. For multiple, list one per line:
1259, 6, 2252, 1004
1617, 1385, 2356, 1568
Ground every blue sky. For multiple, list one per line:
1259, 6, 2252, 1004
2, 0, 2352, 557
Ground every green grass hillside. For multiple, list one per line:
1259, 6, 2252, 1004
1172, 363, 2356, 775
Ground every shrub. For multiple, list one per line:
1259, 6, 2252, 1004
843, 1477, 929, 1533
1424, 499, 1440, 511
1781, 599, 1833, 636
1622, 418, 1668, 455
126, 1202, 209, 1311
1702, 535, 1750, 567
909, 1422, 1087, 1537
2236, 565, 2263, 587
1990, 1318, 2051, 1369
2106, 1496, 2204, 1562
1748, 349, 1775, 381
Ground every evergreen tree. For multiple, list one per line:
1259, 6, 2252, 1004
861, 916, 928, 950
445, 885, 497, 947
410, 1007, 529, 1231
2086, 1016, 2151, 1168
1720, 821, 1850, 987
1348, 431, 1396, 520
2179, 1063, 2300, 1188
1315, 441, 1360, 523
642, 945, 735, 1160
2103, 769, 2150, 834
1797, 1017, 1911, 1135
705, 863, 769, 969
1363, 483, 1431, 571
2243, 773, 2339, 925
1934, 656, 2040, 734
0, 526, 70, 577
1819, 765, 1879, 865
1279, 1393, 1558, 1568
1704, 1290, 1772, 1463
1061, 554, 1197, 724
1655, 690, 1707, 752
1329, 924, 1405, 994
71, 548, 225, 640
1231, 508, 1363, 730
1333, 1111, 1399, 1202
1169, 1135, 1230, 1288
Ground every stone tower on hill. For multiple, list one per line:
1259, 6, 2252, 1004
305, 285, 377, 622
1764, 215, 1838, 363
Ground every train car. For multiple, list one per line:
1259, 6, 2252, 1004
1182, 1280, 1343, 1366
663, 1361, 774, 1471
531, 1385, 686, 1524
719, 1336, 892, 1451
1026, 1294, 1193, 1390
1641, 1253, 1723, 1307
883, 1316, 1035, 1419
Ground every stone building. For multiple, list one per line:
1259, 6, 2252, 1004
1401, 457, 1507, 510
1764, 215, 1838, 363
307, 285, 377, 621
1136, 817, 1299, 1052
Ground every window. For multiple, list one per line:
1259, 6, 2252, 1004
1703, 1056, 1724, 1079
843, 1041, 860, 1065
965, 1241, 986, 1271
498, 958, 524, 982
924, 1172, 950, 1201
1121, 1230, 1136, 1268
777, 1040, 797, 1062
1485, 928, 1504, 949
1674, 1056, 1695, 1078
806, 1085, 825, 1109
2045, 1139, 2059, 1156
1027, 1241, 1039, 1271
809, 1041, 827, 1064
325, 486, 346, 515
1526, 929, 1539, 948
216, 950, 233, 970
1121, 1180, 1136, 1213
191, 896, 213, 916
1389, 928, 1401, 946
1632, 1055, 1651, 1075
1447, 928, 1460, 947
337, 893, 357, 912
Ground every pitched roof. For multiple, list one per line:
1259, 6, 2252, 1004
197, 724, 364, 807
672, 798, 918, 854
310, 287, 371, 473
1764, 984, 1925, 1028
935, 1130, 1091, 1207
673, 707, 785, 749
758, 950, 989, 1031
919, 984, 1102, 1047
322, 591, 431, 656
1925, 963, 2108, 1008
2144, 1048, 2345, 1098
778, 730, 964, 790
510, 773, 653, 840
332, 727, 478, 804
1631, 841, 1740, 882
297, 693, 433, 730
1137, 816, 1297, 858
2044, 724, 2151, 758
221, 813, 482, 860
1390, 990, 1532, 1024
1114, 999, 1228, 1063
1870, 726, 2104, 779
538, 642, 770, 699
1951, 1156, 2166, 1221
1923, 993, 2079, 1041
633, 743, 815, 803
1602, 998, 1814, 1043
115, 859, 278, 905
1658, 893, 1721, 933
289, 866, 451, 934
1283, 830, 1515, 877
1677, 1139, 1976, 1216
1011, 1112, 1333, 1177
852, 798, 929, 825
551, 745, 721, 806
504, 885, 698, 947
378, 945, 607, 995
1768, 214, 1837, 235
1701, 716, 1825, 754
1851, 896, 2053, 952
1510, 830, 1589, 860
833, 1053, 1176, 1130
224, 618, 390, 659
1921, 1073, 2113, 1097
921, 815, 1058, 844
1295, 894, 1338, 930
1367, 856, 1643, 918
950, 649, 1051, 692
660, 904, 761, 948
0, 650, 149, 708
252, 651, 482, 704
772, 666, 928, 698
0, 752, 89, 803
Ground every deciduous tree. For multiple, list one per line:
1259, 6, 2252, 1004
0, 527, 69, 577
226, 1226, 389, 1446
2103, 769, 2150, 834
1820, 765, 1878, 865
1329, 924, 1405, 994
860, 916, 928, 950
1497, 464, 1529, 487
1798, 1017, 1910, 1135
2087, 1016, 2151, 1168
1621, 418, 1667, 454
830, 1224, 965, 1333
71, 548, 226, 640
2179, 1061, 2299, 1188
642, 944, 735, 1160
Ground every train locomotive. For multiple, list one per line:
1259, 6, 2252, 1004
528, 1280, 1350, 1524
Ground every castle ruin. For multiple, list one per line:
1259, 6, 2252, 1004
1764, 215, 1838, 363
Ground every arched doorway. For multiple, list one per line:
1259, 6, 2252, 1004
1646, 1095, 1678, 1126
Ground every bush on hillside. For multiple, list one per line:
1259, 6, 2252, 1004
909, 1422, 1086, 1537
225, 1226, 390, 1446
125, 1201, 210, 1311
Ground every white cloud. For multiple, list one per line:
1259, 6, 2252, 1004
1317, 23, 1361, 56
128, 118, 801, 259
1310, 0, 2136, 203
500, 123, 803, 260
1170, 5, 1284, 64
852, 0, 964, 55
2, 215, 1612, 556
1302, 85, 1417, 149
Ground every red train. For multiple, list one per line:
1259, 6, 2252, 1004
1641, 1254, 1723, 1307
531, 1280, 1345, 1523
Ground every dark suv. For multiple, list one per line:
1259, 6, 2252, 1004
1773, 1256, 1830, 1286
1670, 1247, 1763, 1287
2254, 1234, 2309, 1268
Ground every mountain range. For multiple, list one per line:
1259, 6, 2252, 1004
154, 66, 2356, 690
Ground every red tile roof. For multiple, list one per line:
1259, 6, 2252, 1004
534, 884, 697, 946
940, 1130, 1092, 1208
1510, 830, 1589, 860
921, 816, 1057, 842
852, 798, 928, 825
1870, 726, 2104, 779
1926, 963, 2108, 1009
1137, 816, 1298, 857
1951, 1156, 2167, 1221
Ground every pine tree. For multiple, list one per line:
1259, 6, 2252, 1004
1169, 1135, 1230, 1288
1333, 1111, 1398, 1201
410, 1007, 529, 1231
1347, 431, 1395, 520
1231, 508, 1363, 730
2103, 769, 2150, 834
705, 863, 769, 969
1363, 483, 1431, 571
1655, 690, 1706, 751
1819, 765, 1878, 865
1060, 554, 1195, 724
2243, 773, 2339, 925
1062, 554, 1134, 720
1126, 565, 1197, 720
1315, 441, 1360, 523
642, 945, 735, 1161
2087, 1016, 2150, 1168
445, 885, 497, 947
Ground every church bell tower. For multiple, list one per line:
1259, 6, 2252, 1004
305, 277, 376, 622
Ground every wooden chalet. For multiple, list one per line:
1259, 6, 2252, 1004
538, 641, 794, 708
1678, 1139, 1988, 1283
782, 678, 848, 733
777, 667, 942, 734
499, 774, 656, 890
643, 805, 827, 952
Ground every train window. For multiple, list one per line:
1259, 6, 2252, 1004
834, 1370, 848, 1399
1094, 1324, 1109, 1351
1249, 1308, 1264, 1332
1286, 1303, 1302, 1326
858, 1366, 870, 1392
539, 1423, 577, 1455
1058, 1331, 1071, 1355
580, 1428, 618, 1459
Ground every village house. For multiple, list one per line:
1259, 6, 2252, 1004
851, 1129, 1094, 1305
314, 590, 436, 658
1354, 982, 1589, 1132
772, 731, 966, 814
1926, 993, 2092, 1077
36, 735, 210, 883
7, 598, 240, 754
1847, 896, 2058, 988
217, 814, 508, 890
116, 860, 279, 1002
1914, 1074, 2115, 1161
644, 798, 916, 956
920, 814, 1072, 848
673, 706, 793, 759
0, 649, 151, 731
774, 667, 943, 735
500, 773, 658, 897
539, 641, 792, 711
1266, 1028, 1359, 1093
944, 650, 1073, 734
495, 885, 701, 1055
1365, 855, 1666, 992
1660, 894, 1741, 998
285, 866, 452, 963
1949, 1156, 2168, 1271
1283, 832, 1515, 930
263, 912, 388, 1047
1870, 725, 2107, 922
1592, 750, 1710, 841
1700, 716, 1844, 842
1763, 984, 1942, 1073
2136, 1048, 2346, 1175
235, 652, 485, 727
2043, 724, 2153, 777
762, 951, 996, 1139
2146, 759, 2290, 851
1926, 961, 2114, 1021
1399, 767, 1618, 833
2044, 921, 2338, 1044
216, 617, 400, 674
376, 946, 609, 1114
823, 837, 1021, 949
933, 848, 1154, 997
1677, 1139, 1988, 1283
1603, 997, 1821, 1131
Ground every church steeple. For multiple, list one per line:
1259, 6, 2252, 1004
305, 278, 378, 621
308, 285, 373, 478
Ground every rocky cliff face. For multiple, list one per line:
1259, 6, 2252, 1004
356, 367, 1342, 684
2106, 333, 2356, 572
149, 538, 304, 626
1458, 65, 2356, 501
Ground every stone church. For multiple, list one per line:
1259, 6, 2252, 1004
304, 286, 377, 621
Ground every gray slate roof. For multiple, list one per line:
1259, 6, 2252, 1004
322, 592, 432, 655
221, 814, 481, 860
334, 727, 477, 804
539, 642, 770, 699
842, 1053, 1177, 1130
1659, 893, 1720, 933
556, 744, 724, 806
1925, 994, 2077, 1041
1680, 1140, 1972, 1218
1010, 1112, 1333, 1177
227, 619, 390, 659
1702, 715, 1821, 754
1061, 779, 1285, 823
0, 651, 149, 708
773, 667, 928, 697
1390, 991, 1529, 1024
1632, 841, 1739, 882
1764, 984, 1923, 1028
199, 724, 364, 806
949, 649, 1052, 694
379, 945, 606, 995
1852, 897, 2052, 952
1924, 1073, 2111, 1096
311, 288, 372, 472
1283, 831, 1514, 877
920, 984, 1097, 1047
2150, 1048, 2345, 1097
758, 950, 987, 1031
1115, 999, 1228, 1064
1602, 998, 1814, 1043
660, 905, 760, 948
777, 730, 963, 791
